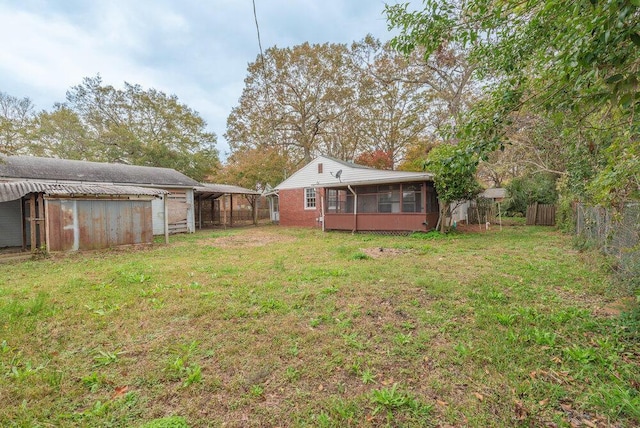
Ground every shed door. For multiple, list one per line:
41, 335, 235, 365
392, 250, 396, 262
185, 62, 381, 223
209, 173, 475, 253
0, 200, 23, 248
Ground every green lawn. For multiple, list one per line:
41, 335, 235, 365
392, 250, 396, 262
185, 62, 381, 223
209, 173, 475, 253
0, 225, 638, 427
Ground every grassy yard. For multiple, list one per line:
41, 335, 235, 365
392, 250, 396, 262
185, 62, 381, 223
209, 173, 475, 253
0, 225, 638, 427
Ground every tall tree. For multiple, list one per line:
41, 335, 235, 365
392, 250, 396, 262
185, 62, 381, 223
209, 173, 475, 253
31, 106, 92, 159
226, 42, 355, 165
56, 76, 219, 180
211, 146, 292, 191
0, 91, 36, 155
350, 37, 433, 167
225, 38, 441, 178
386, 0, 640, 206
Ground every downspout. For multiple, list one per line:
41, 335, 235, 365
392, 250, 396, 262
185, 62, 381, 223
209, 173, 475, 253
347, 185, 357, 234
320, 191, 325, 232
164, 194, 169, 244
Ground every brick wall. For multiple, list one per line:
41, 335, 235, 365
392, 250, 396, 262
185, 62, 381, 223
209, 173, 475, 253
279, 188, 322, 227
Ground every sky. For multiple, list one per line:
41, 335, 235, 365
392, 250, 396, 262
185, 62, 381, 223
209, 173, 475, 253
0, 0, 400, 160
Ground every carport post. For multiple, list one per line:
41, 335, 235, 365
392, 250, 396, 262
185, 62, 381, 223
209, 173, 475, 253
164, 194, 169, 244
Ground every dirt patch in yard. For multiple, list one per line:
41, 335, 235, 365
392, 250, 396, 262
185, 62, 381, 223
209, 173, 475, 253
203, 230, 297, 248
360, 247, 413, 258
594, 297, 637, 317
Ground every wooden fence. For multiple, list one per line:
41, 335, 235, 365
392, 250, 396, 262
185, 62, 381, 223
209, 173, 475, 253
526, 203, 556, 226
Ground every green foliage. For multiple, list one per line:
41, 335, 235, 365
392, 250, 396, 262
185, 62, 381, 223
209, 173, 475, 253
427, 143, 481, 205
2, 76, 219, 181
386, 0, 640, 208
370, 384, 432, 420
503, 173, 558, 216
0, 92, 35, 155
166, 341, 203, 387
426, 143, 482, 231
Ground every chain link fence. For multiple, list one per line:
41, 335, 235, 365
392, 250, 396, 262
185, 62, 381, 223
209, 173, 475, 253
576, 203, 640, 285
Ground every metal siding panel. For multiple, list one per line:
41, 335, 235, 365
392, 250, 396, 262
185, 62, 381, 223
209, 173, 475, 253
186, 189, 195, 233
63, 200, 78, 251
44, 198, 154, 251
46, 200, 62, 251
142, 203, 153, 242
0, 200, 23, 247
152, 196, 165, 235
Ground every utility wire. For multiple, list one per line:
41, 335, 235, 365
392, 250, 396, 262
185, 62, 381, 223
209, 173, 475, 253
252, 0, 270, 101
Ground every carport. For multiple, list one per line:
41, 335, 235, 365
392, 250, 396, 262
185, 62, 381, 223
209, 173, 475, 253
194, 184, 261, 229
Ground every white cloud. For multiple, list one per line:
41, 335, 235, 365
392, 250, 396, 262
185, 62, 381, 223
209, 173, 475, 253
0, 0, 397, 158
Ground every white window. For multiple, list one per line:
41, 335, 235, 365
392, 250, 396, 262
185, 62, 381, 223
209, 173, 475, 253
304, 188, 316, 209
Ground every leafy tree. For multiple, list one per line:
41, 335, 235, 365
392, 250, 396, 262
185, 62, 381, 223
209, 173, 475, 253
426, 143, 482, 232
354, 149, 394, 170
38, 75, 220, 180
0, 91, 36, 155
350, 37, 433, 166
503, 173, 559, 216
30, 106, 92, 159
477, 112, 573, 187
226, 42, 355, 164
211, 147, 292, 191
386, 0, 640, 206
226, 38, 437, 170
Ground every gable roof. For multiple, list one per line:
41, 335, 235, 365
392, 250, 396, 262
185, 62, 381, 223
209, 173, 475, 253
275, 155, 433, 190
0, 155, 200, 188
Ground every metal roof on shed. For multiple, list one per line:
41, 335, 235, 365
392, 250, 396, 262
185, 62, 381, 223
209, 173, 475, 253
0, 155, 200, 187
0, 181, 166, 203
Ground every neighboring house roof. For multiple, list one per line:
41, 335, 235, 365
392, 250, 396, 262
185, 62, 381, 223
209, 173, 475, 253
0, 181, 166, 203
194, 183, 260, 198
275, 155, 433, 190
480, 188, 507, 199
0, 155, 200, 188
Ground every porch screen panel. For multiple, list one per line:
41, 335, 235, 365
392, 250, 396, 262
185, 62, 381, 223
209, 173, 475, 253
402, 184, 423, 213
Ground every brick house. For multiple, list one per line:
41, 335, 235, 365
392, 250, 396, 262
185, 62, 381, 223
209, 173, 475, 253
271, 155, 439, 232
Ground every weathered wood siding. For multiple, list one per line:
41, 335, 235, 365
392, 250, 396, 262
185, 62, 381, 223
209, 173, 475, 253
526, 203, 556, 226
46, 199, 153, 251
152, 189, 195, 235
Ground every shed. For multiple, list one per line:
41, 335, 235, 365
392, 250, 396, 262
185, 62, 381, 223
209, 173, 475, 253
0, 155, 200, 235
0, 181, 166, 251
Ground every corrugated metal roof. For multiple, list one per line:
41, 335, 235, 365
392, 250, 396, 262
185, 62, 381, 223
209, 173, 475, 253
194, 183, 260, 196
0, 155, 200, 187
0, 181, 166, 203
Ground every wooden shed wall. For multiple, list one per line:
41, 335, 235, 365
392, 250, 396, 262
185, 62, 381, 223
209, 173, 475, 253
46, 199, 153, 251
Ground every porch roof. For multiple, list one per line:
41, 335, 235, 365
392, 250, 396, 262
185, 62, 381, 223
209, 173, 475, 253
319, 174, 433, 189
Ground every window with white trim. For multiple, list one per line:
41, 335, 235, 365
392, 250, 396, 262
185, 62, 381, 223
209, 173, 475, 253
304, 187, 316, 209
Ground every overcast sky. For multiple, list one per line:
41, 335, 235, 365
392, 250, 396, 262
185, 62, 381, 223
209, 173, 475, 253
0, 0, 399, 159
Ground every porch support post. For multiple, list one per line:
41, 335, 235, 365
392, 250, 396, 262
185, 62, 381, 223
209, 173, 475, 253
29, 194, 36, 250
164, 194, 169, 244
21, 197, 26, 251
37, 194, 45, 250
